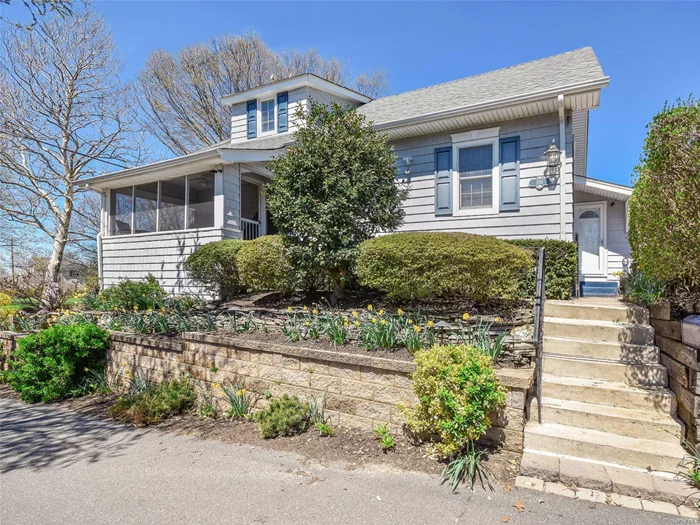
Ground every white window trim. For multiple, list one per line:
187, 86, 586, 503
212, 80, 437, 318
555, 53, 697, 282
451, 126, 500, 217
258, 97, 276, 136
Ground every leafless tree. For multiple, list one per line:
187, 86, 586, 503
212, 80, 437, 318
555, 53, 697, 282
0, 10, 147, 305
138, 32, 389, 156
0, 0, 75, 29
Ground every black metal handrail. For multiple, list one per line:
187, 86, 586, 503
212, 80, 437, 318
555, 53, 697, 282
532, 247, 546, 423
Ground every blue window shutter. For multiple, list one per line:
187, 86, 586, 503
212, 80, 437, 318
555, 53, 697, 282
434, 147, 452, 216
499, 137, 520, 211
246, 100, 257, 139
277, 92, 288, 132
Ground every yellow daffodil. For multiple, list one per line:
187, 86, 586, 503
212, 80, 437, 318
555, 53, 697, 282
147, 308, 153, 313
84, 367, 89, 372
494, 316, 502, 323
354, 321, 360, 327
305, 321, 310, 326
343, 322, 349, 327
241, 389, 247, 394
236, 390, 242, 397
397, 308, 404, 316
133, 305, 139, 311
413, 325, 421, 333
462, 313, 470, 321
378, 309, 384, 316
343, 316, 348, 322
408, 319, 413, 325
427, 320, 434, 328
303, 306, 308, 311
352, 311, 358, 319
212, 383, 221, 390
287, 306, 293, 312
380, 319, 386, 325
161, 307, 166, 312
367, 304, 373, 311
312, 309, 318, 315
371, 318, 378, 324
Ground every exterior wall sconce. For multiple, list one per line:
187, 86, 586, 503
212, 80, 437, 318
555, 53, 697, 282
536, 139, 562, 189
402, 156, 413, 175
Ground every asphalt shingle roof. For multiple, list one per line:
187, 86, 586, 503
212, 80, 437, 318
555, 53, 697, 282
223, 134, 294, 151
357, 47, 606, 126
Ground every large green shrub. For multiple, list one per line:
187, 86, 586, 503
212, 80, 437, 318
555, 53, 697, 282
507, 239, 578, 300
629, 97, 700, 289
254, 394, 310, 438
266, 100, 408, 303
237, 235, 296, 293
6, 323, 110, 403
405, 344, 506, 458
98, 275, 166, 311
356, 232, 532, 302
184, 240, 245, 300
109, 377, 196, 426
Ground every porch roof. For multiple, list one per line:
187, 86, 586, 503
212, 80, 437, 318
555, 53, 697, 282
574, 175, 632, 201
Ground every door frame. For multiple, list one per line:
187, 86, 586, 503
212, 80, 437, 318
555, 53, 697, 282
574, 201, 608, 279
240, 175, 267, 236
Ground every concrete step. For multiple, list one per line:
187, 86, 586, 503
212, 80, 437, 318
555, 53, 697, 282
539, 397, 684, 443
524, 422, 686, 473
544, 336, 660, 364
544, 317, 655, 345
545, 300, 649, 324
543, 355, 667, 387
520, 451, 700, 506
541, 374, 676, 413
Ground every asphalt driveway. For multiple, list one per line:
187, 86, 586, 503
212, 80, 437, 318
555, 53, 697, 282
0, 398, 685, 524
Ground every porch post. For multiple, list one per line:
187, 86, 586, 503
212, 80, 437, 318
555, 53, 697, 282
214, 167, 224, 229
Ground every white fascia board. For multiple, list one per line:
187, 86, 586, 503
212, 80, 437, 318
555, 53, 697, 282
372, 78, 610, 131
218, 148, 285, 163
221, 74, 371, 106
574, 175, 633, 200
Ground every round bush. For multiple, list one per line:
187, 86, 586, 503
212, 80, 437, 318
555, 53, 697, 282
184, 239, 245, 300
356, 232, 533, 302
405, 344, 506, 457
7, 323, 110, 403
237, 235, 296, 293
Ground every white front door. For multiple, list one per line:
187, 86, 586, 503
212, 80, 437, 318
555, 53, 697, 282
575, 203, 606, 277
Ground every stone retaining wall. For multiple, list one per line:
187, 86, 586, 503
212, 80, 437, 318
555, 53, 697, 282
650, 303, 699, 443
0, 330, 534, 452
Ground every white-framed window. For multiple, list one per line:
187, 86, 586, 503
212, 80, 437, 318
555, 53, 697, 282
260, 98, 275, 134
451, 127, 500, 216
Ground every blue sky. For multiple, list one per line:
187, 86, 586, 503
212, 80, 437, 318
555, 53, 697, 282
4, 1, 700, 186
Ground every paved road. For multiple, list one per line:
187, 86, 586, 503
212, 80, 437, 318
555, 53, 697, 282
0, 398, 685, 525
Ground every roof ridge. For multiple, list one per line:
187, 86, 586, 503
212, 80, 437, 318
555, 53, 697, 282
367, 47, 595, 105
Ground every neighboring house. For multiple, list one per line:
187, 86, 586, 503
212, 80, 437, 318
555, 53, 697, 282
81, 47, 631, 297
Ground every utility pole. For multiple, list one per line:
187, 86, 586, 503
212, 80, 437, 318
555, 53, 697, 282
10, 238, 15, 285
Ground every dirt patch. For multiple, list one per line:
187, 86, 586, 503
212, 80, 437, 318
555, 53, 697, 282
0, 384, 520, 482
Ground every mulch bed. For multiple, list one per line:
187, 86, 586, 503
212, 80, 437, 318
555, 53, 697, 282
0, 384, 520, 482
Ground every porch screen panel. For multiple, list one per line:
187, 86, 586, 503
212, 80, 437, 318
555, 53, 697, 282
110, 187, 133, 235
134, 182, 158, 233
241, 180, 260, 221
187, 174, 215, 229
159, 176, 186, 231
458, 145, 493, 209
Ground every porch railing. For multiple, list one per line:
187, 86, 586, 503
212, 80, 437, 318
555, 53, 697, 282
241, 218, 260, 240
533, 247, 546, 423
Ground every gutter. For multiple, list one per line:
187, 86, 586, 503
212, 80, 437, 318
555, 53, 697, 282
369, 78, 610, 131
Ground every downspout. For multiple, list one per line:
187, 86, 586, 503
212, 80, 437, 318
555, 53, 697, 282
558, 94, 567, 241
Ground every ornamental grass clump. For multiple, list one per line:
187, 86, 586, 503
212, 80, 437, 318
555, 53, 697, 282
405, 344, 506, 458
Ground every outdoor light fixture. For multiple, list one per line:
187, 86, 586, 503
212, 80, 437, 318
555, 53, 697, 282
535, 139, 562, 189
434, 320, 452, 344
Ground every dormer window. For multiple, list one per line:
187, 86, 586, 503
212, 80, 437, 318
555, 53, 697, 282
260, 99, 275, 134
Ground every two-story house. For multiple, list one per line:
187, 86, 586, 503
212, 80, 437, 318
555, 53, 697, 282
81, 47, 631, 297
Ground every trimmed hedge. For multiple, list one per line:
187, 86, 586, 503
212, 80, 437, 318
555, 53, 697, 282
507, 239, 577, 300
237, 235, 296, 293
356, 232, 533, 302
184, 239, 245, 300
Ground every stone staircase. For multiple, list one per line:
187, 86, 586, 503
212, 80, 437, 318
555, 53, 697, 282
522, 298, 690, 501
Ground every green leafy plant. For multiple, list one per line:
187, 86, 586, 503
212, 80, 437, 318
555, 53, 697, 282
98, 275, 166, 311
457, 317, 507, 360
404, 344, 506, 458
266, 100, 408, 304
220, 380, 258, 420
308, 395, 334, 437
507, 239, 578, 300
629, 97, 700, 291
679, 439, 700, 489
255, 394, 310, 438
621, 267, 664, 305
237, 235, 297, 292
5, 323, 110, 403
109, 377, 196, 426
441, 440, 493, 491
76, 368, 113, 396
357, 232, 532, 302
184, 239, 245, 300
373, 423, 395, 451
